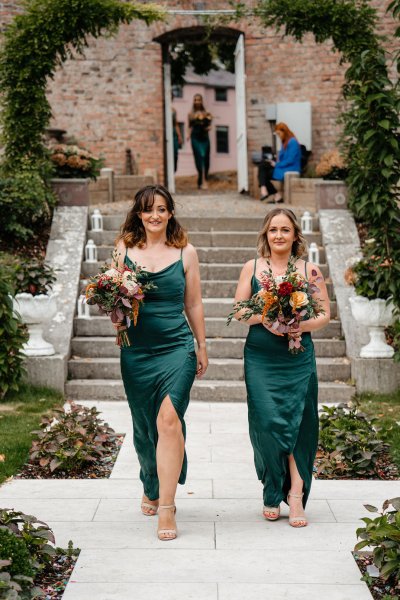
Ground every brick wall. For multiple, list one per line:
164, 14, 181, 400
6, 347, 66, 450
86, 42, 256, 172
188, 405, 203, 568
1, 0, 397, 190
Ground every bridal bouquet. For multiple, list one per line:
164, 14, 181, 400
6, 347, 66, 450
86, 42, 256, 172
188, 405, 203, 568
228, 257, 325, 354
85, 253, 155, 348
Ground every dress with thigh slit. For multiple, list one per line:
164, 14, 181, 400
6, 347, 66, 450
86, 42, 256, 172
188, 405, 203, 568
120, 248, 197, 501
244, 258, 319, 508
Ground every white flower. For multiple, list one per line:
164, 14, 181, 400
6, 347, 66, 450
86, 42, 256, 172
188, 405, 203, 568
122, 271, 139, 296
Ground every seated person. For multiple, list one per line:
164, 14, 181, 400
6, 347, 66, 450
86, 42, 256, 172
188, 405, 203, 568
258, 122, 301, 203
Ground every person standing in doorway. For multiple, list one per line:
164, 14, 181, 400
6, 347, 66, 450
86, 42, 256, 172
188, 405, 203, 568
188, 94, 212, 190
172, 104, 182, 172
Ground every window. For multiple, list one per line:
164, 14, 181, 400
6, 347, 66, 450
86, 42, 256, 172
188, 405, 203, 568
216, 126, 229, 153
215, 87, 228, 102
172, 85, 183, 98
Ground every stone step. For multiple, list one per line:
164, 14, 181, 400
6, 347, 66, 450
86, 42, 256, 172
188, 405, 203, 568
81, 261, 330, 280
88, 230, 322, 248
94, 245, 327, 264
71, 335, 345, 359
74, 316, 342, 339
68, 356, 351, 382
99, 215, 320, 232
65, 378, 355, 404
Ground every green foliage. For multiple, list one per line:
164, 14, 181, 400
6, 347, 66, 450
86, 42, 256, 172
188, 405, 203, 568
0, 559, 39, 600
0, 255, 57, 297
0, 0, 164, 174
170, 38, 236, 86
355, 497, 400, 585
0, 275, 28, 400
318, 402, 388, 477
0, 530, 33, 579
29, 402, 117, 474
0, 170, 55, 246
0, 510, 56, 573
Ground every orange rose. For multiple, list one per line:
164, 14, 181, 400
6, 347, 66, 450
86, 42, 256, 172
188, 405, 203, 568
289, 291, 309, 310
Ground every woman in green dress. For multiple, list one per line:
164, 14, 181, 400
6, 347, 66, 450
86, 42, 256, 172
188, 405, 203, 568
112, 184, 208, 541
188, 94, 212, 190
233, 208, 330, 527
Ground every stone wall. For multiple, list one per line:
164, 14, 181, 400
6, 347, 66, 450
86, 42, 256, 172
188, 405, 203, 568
1, 0, 397, 189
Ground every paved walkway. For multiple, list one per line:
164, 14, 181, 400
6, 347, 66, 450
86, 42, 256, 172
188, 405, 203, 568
1, 401, 397, 599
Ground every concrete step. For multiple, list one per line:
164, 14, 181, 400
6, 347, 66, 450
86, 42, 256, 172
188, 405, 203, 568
99, 215, 320, 232
74, 316, 342, 339
71, 335, 346, 359
88, 230, 322, 248
81, 261, 330, 280
94, 245, 327, 264
65, 378, 355, 404
68, 356, 351, 382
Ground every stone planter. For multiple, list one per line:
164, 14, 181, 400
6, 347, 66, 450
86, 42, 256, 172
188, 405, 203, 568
13, 293, 57, 356
51, 178, 90, 206
315, 180, 348, 210
349, 295, 395, 358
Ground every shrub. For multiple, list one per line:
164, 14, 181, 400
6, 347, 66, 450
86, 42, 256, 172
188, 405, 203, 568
0, 275, 28, 399
0, 170, 55, 247
48, 143, 104, 180
0, 529, 33, 579
355, 497, 400, 585
0, 559, 38, 600
0, 510, 56, 573
315, 149, 348, 180
29, 402, 117, 474
318, 402, 388, 477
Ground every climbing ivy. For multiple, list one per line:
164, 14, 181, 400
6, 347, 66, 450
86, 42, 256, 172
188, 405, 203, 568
0, 0, 165, 174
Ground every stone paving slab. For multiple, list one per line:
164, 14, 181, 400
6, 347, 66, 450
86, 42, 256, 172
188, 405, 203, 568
0, 400, 387, 599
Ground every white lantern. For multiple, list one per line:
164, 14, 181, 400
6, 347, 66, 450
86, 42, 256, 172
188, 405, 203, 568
308, 242, 320, 264
77, 294, 91, 319
301, 211, 313, 234
91, 209, 103, 232
85, 239, 97, 263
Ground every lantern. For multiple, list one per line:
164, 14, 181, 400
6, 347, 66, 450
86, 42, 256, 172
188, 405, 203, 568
77, 294, 91, 318
91, 209, 103, 232
308, 242, 320, 265
85, 239, 97, 263
301, 211, 313, 234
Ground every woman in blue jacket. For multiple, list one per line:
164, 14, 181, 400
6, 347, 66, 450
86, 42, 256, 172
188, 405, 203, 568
259, 123, 301, 203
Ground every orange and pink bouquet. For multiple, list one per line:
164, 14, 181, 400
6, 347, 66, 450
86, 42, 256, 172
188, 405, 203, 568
228, 257, 325, 354
85, 257, 154, 348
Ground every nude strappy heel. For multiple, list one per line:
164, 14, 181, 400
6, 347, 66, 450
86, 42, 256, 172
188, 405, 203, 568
157, 504, 177, 541
141, 500, 158, 516
263, 505, 280, 521
287, 492, 308, 527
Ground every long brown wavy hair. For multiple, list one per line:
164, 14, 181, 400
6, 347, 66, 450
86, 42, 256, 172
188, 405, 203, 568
257, 208, 307, 258
117, 185, 188, 249
275, 122, 296, 149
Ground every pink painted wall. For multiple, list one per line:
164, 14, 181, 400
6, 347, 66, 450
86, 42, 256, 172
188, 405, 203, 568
173, 82, 237, 177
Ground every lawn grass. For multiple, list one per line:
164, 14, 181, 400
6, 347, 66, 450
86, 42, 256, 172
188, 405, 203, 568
357, 388, 400, 471
0, 385, 64, 485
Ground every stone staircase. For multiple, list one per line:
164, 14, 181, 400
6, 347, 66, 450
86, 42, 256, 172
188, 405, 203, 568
66, 213, 354, 403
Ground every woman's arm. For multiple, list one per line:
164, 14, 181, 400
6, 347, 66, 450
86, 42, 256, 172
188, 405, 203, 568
233, 261, 265, 326
111, 239, 126, 269
299, 263, 331, 332
276, 138, 301, 169
183, 244, 208, 377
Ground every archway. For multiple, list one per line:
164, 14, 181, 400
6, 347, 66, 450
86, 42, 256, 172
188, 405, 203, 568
154, 26, 246, 194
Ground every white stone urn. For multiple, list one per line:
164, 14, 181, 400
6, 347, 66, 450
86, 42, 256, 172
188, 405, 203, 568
13, 293, 57, 356
349, 295, 395, 358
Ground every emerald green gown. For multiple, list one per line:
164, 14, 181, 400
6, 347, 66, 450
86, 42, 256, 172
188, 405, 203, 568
244, 258, 319, 509
120, 248, 197, 501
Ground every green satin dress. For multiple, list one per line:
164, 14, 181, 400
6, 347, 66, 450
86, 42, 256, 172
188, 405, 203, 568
244, 258, 319, 509
120, 248, 197, 501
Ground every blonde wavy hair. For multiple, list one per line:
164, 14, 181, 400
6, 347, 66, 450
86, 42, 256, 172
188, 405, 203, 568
257, 208, 307, 258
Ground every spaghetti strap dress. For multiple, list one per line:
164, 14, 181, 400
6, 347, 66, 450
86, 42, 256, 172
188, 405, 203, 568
120, 247, 197, 501
244, 258, 319, 509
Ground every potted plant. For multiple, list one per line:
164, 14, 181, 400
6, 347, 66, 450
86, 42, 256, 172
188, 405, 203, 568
315, 149, 349, 209
344, 251, 396, 358
11, 258, 58, 356
48, 143, 104, 206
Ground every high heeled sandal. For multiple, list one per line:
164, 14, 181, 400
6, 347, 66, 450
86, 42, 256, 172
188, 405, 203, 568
141, 499, 158, 516
263, 505, 280, 521
157, 504, 177, 541
287, 492, 308, 527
